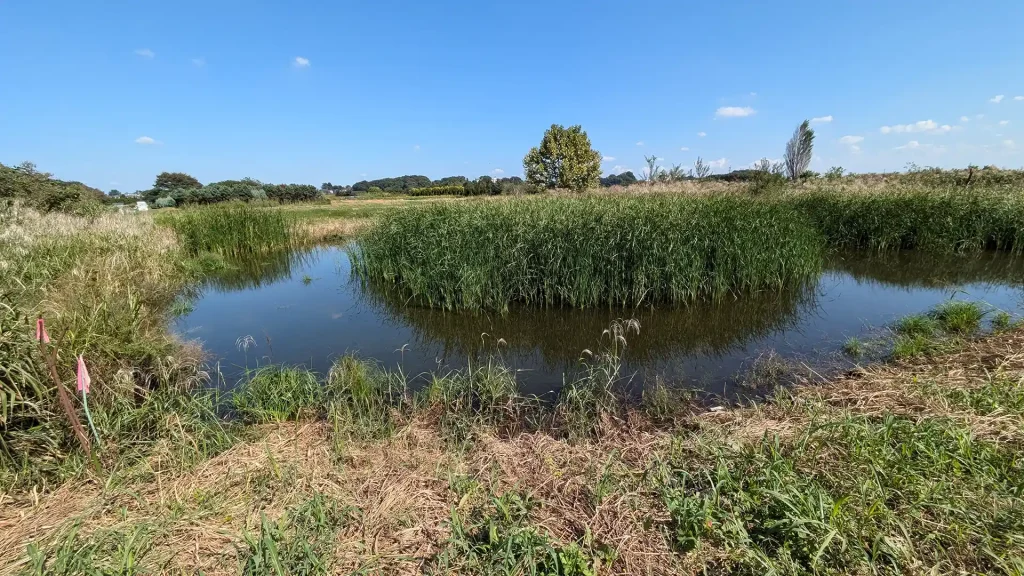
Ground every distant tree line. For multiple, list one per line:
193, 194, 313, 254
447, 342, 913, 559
140, 172, 320, 207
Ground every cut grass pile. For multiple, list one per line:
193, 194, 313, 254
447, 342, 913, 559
353, 194, 824, 310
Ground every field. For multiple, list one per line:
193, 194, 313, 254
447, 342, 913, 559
3, 176, 1024, 574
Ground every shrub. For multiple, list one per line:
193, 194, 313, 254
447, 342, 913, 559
154, 196, 176, 208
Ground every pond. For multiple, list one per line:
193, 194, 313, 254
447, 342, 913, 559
175, 246, 1024, 396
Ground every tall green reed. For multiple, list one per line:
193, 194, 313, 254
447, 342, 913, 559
352, 195, 824, 310
160, 203, 296, 257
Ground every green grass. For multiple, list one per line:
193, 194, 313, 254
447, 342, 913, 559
232, 366, 323, 423
23, 522, 155, 576
241, 493, 356, 576
326, 355, 407, 442
932, 300, 985, 334
842, 336, 863, 358
353, 194, 824, 310
159, 203, 296, 257
658, 413, 1024, 574
430, 491, 600, 575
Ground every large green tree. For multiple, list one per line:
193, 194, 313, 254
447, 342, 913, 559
523, 124, 602, 191
153, 171, 202, 192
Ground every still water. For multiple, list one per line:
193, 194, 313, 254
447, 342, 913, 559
175, 247, 1024, 396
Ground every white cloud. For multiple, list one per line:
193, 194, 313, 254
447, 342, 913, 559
293, 56, 310, 68
895, 140, 928, 150
134, 136, 156, 145
990, 95, 1005, 103
610, 165, 631, 174
839, 135, 864, 145
602, 156, 615, 162
960, 116, 970, 123
192, 57, 206, 67
879, 119, 954, 135
811, 115, 833, 123
999, 120, 1010, 126
697, 132, 707, 137
680, 147, 689, 151
749, 92, 757, 97
707, 158, 728, 169
1015, 96, 1024, 101
1004, 139, 1016, 148
635, 141, 644, 146
413, 144, 420, 151
491, 168, 504, 175
715, 106, 756, 118
134, 48, 154, 58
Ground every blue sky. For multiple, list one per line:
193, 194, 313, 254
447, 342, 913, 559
2, 0, 1023, 192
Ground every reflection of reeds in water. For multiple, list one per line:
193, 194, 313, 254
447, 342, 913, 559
203, 248, 320, 291
828, 250, 1024, 289
357, 277, 817, 367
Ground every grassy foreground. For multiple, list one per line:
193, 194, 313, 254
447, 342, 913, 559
3, 324, 1024, 574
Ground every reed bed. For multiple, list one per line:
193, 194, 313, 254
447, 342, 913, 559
792, 186, 1024, 252
159, 203, 296, 257
352, 195, 824, 310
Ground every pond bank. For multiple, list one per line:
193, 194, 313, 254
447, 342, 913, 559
4, 326, 1023, 574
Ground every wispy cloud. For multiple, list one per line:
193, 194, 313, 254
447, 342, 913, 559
879, 120, 951, 135
134, 48, 154, 58
990, 95, 1005, 103
839, 135, 863, 153
610, 165, 631, 174
192, 57, 206, 67
697, 132, 707, 137
635, 141, 644, 146
679, 147, 690, 151
999, 120, 1010, 126
895, 140, 921, 150
977, 114, 986, 119
293, 56, 310, 68
960, 116, 970, 123
707, 158, 728, 169
413, 144, 420, 151
135, 136, 157, 145
1005, 140, 1016, 149
1015, 96, 1024, 101
811, 115, 833, 123
715, 106, 756, 118
602, 156, 615, 162
491, 168, 504, 175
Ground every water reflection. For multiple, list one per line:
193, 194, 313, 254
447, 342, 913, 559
359, 280, 817, 366
176, 246, 1024, 395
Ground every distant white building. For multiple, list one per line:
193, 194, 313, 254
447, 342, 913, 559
136, 201, 149, 211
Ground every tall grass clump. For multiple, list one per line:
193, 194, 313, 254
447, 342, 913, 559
326, 355, 408, 441
232, 366, 323, 423
352, 194, 823, 310
791, 186, 1024, 253
160, 203, 296, 257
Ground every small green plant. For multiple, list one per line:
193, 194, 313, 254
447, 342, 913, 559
894, 313, 939, 337
241, 493, 355, 576
932, 300, 984, 334
326, 355, 406, 442
992, 310, 1013, 330
301, 274, 313, 285
843, 336, 863, 357
232, 366, 323, 423
24, 522, 154, 575
431, 491, 597, 575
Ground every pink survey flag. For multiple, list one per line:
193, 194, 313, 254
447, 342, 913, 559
35, 318, 50, 344
76, 355, 91, 394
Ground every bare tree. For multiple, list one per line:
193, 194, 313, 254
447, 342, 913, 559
689, 157, 711, 179
784, 120, 815, 181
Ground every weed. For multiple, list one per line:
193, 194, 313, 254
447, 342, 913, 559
992, 310, 1014, 330
326, 355, 406, 441
23, 522, 155, 575
430, 491, 597, 575
232, 366, 323, 423
240, 493, 356, 575
843, 336, 863, 357
932, 300, 985, 334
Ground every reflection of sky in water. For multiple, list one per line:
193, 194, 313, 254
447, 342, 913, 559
175, 247, 1024, 396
